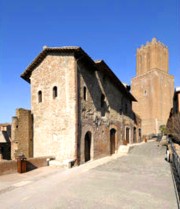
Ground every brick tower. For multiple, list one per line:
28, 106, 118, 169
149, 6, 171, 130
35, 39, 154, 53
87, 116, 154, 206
131, 38, 174, 136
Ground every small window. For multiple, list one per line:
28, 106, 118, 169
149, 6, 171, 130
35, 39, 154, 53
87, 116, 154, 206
83, 86, 87, 101
38, 91, 42, 103
53, 86, 58, 99
101, 94, 105, 108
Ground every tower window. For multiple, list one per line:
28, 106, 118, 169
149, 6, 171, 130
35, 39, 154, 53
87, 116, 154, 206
38, 91, 42, 103
101, 94, 105, 108
83, 86, 87, 101
53, 86, 58, 99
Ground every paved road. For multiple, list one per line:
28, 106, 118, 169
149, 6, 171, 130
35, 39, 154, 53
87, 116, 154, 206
0, 141, 177, 209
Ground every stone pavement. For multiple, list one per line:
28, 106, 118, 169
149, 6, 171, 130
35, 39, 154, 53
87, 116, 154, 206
0, 141, 178, 209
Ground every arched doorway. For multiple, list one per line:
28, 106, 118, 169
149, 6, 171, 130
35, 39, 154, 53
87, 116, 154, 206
126, 127, 130, 144
84, 132, 91, 162
110, 129, 116, 155
133, 127, 136, 143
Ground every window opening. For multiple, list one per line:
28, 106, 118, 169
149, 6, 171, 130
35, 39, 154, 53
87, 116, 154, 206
83, 86, 87, 101
38, 91, 42, 103
101, 94, 105, 108
53, 86, 58, 99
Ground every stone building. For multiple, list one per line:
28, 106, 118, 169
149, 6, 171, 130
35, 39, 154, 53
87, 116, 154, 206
20, 46, 141, 165
0, 123, 11, 160
131, 38, 174, 136
11, 108, 33, 160
173, 87, 180, 113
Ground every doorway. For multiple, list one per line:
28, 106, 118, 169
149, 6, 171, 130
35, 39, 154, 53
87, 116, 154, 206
84, 132, 91, 162
110, 129, 116, 155
126, 127, 130, 143
134, 127, 136, 143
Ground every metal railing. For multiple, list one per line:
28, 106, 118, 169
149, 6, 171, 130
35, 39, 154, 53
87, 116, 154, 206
168, 138, 180, 207
169, 138, 180, 179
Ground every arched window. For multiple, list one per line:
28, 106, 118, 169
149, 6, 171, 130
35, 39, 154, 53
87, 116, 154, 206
38, 91, 42, 103
101, 94, 105, 108
53, 86, 58, 99
83, 86, 87, 101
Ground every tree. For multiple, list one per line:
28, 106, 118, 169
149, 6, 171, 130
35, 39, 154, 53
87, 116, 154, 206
159, 125, 167, 135
167, 113, 180, 142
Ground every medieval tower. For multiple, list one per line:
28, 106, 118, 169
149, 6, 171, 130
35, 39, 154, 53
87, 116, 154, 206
131, 38, 174, 136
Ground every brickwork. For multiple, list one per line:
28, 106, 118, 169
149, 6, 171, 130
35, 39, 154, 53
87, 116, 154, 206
11, 108, 33, 160
136, 38, 168, 76
26, 156, 54, 171
78, 61, 141, 164
0, 160, 17, 175
131, 38, 174, 136
0, 156, 53, 176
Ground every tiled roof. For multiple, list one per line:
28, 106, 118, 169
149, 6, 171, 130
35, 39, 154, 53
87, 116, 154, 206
21, 46, 136, 101
21, 46, 96, 83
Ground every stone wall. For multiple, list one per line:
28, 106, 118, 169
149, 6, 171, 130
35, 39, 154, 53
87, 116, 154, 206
0, 156, 53, 176
30, 54, 77, 161
26, 156, 54, 171
11, 109, 33, 160
0, 160, 17, 175
136, 38, 168, 76
77, 61, 141, 164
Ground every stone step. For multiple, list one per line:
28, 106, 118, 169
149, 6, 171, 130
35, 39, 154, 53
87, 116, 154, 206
118, 145, 130, 154
49, 159, 76, 168
49, 160, 64, 167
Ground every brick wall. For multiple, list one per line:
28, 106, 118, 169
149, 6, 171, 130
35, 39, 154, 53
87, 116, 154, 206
77, 60, 140, 164
0, 156, 53, 176
0, 160, 17, 175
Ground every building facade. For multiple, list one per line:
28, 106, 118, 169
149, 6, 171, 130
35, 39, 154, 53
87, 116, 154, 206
20, 47, 141, 164
131, 38, 174, 136
173, 87, 180, 114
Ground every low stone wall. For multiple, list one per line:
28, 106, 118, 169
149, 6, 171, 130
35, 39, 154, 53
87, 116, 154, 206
0, 156, 54, 176
0, 160, 17, 176
26, 156, 54, 171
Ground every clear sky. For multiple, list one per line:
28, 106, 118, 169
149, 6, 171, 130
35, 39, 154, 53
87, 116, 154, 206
0, 0, 179, 123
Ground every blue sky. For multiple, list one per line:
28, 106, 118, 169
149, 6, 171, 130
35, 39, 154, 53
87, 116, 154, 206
0, 0, 179, 122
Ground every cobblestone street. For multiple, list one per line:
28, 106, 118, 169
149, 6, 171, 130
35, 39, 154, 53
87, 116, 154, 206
0, 141, 177, 209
